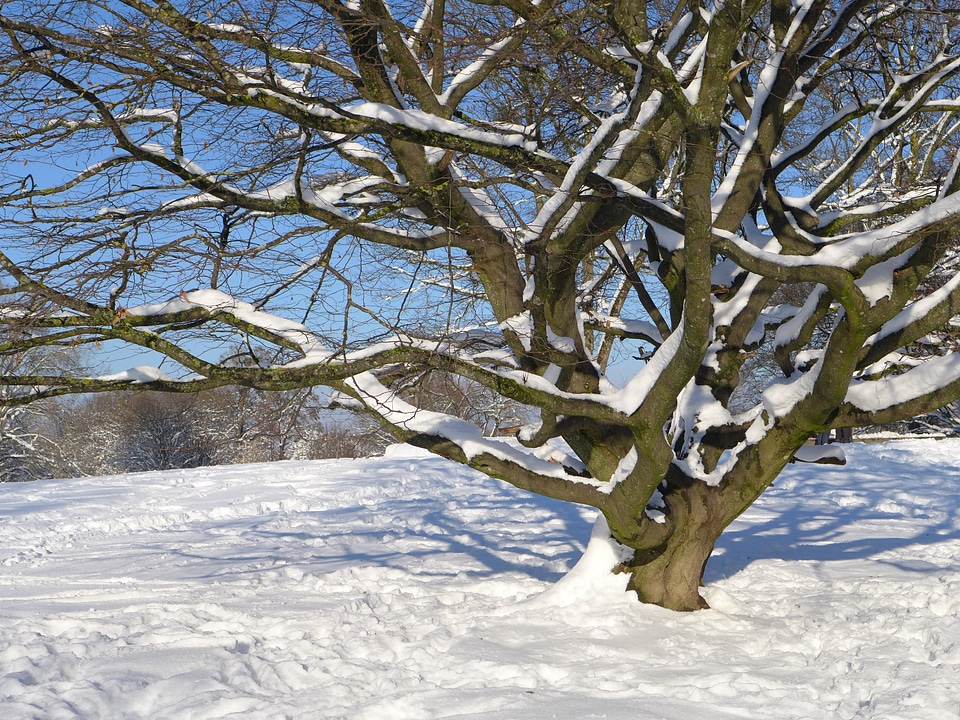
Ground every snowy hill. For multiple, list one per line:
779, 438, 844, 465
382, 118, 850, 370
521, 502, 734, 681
2, 440, 959, 719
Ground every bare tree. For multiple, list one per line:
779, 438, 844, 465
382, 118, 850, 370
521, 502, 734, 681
50, 394, 126, 476
399, 370, 530, 435
0, 389, 59, 482
1, 318, 83, 480
4, 0, 960, 609
116, 393, 216, 471
194, 384, 319, 463
49, 385, 339, 473
291, 417, 388, 459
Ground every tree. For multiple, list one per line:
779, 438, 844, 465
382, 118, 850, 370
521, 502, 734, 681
48, 385, 347, 473
193, 383, 320, 464
48, 394, 128, 476
116, 392, 218, 470
0, 370, 61, 482
1, 316, 84, 481
399, 370, 530, 435
3, 0, 960, 610
291, 417, 388, 459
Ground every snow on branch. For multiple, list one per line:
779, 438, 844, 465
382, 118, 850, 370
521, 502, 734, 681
846, 353, 960, 414
343, 372, 611, 504
127, 290, 328, 358
806, 55, 960, 211
95, 366, 183, 384
864, 271, 960, 355
716, 191, 960, 290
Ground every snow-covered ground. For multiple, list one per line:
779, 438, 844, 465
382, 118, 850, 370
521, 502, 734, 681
2, 440, 960, 719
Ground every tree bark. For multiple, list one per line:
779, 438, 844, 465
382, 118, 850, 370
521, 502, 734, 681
622, 535, 716, 611
616, 480, 727, 611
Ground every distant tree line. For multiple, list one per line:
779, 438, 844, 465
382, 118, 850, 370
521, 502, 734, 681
1, 367, 528, 481
1, 386, 376, 481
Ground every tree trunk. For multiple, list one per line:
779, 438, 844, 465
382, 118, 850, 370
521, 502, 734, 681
613, 476, 745, 611
607, 442, 795, 611
621, 523, 719, 611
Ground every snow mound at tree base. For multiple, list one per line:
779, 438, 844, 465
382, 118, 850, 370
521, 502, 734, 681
527, 515, 636, 610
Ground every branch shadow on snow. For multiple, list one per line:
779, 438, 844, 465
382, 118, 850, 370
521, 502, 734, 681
706, 454, 960, 583
163, 485, 596, 585
114, 447, 960, 592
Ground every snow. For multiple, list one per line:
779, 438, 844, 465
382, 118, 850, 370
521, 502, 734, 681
523, 107, 629, 243
671, 380, 741, 486
451, 170, 511, 232
713, 21, 805, 220
344, 373, 595, 489
867, 268, 960, 346
585, 313, 663, 344
855, 247, 916, 306
846, 353, 960, 411
545, 326, 576, 354
439, 36, 517, 106
775, 283, 828, 350
760, 360, 822, 419
792, 444, 846, 464
116, 108, 178, 123
601, 446, 638, 494
498, 311, 534, 352
185, 289, 328, 357
722, 190, 960, 272
341, 103, 536, 150
613, 317, 685, 414
527, 515, 633, 607
94, 366, 181, 383
3, 440, 960, 718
